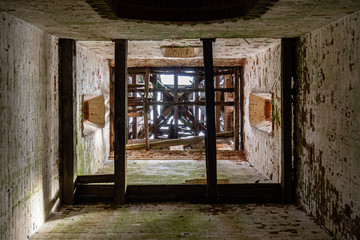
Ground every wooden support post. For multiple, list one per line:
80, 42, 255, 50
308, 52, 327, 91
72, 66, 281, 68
202, 38, 217, 203
240, 67, 245, 150
132, 74, 137, 139
215, 76, 221, 133
194, 77, 200, 136
110, 67, 114, 151
59, 39, 76, 204
114, 39, 128, 204
152, 76, 158, 139
234, 67, 240, 150
174, 70, 179, 139
144, 67, 150, 149
224, 75, 233, 131
281, 38, 295, 203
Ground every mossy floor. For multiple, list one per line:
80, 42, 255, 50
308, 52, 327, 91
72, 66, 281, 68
95, 159, 273, 184
30, 203, 332, 240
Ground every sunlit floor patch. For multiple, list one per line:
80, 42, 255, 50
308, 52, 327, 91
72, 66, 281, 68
95, 159, 273, 184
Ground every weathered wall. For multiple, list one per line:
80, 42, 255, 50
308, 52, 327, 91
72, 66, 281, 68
295, 11, 360, 240
243, 42, 281, 182
76, 43, 110, 175
0, 12, 60, 239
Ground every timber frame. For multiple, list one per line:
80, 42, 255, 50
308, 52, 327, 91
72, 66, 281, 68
109, 66, 242, 150
69, 38, 296, 204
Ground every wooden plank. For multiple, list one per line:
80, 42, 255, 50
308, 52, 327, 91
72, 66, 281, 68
281, 38, 295, 203
76, 184, 114, 196
114, 39, 128, 204
174, 70, 179, 139
215, 76, 221, 133
144, 67, 150, 150
128, 84, 145, 88
76, 174, 115, 183
218, 184, 281, 203
234, 67, 240, 150
125, 184, 281, 203
59, 39, 76, 204
126, 131, 233, 150
127, 136, 203, 150
131, 74, 137, 139
146, 87, 234, 93
202, 38, 218, 203
126, 185, 206, 202
128, 112, 142, 118
145, 101, 234, 106
240, 66, 245, 150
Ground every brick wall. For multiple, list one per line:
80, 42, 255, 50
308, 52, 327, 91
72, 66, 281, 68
76, 43, 110, 175
295, 11, 360, 239
243, 41, 281, 182
0, 12, 60, 239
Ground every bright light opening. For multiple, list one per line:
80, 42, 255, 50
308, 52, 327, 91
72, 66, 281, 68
178, 76, 193, 86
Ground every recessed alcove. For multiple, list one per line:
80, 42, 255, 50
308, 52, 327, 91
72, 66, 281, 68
249, 92, 272, 134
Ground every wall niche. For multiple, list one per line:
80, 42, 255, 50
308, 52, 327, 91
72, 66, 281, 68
249, 92, 272, 134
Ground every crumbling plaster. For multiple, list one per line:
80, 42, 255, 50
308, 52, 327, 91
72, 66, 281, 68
243, 41, 282, 183
295, 11, 360, 240
1, 0, 360, 40
76, 43, 110, 175
0, 12, 60, 240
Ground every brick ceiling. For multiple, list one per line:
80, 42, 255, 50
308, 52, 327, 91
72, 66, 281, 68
1, 0, 360, 40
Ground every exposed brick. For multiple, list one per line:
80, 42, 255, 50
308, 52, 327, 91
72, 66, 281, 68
295, 11, 360, 240
0, 12, 60, 240
75, 42, 110, 175
243, 41, 281, 182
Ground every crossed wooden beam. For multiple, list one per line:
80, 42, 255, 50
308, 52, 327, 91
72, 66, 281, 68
138, 83, 206, 138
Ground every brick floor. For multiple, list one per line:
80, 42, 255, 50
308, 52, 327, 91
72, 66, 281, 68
30, 203, 333, 240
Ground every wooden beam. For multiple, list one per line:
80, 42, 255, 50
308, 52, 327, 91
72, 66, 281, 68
59, 39, 76, 204
126, 131, 232, 150
234, 67, 240, 150
174, 70, 179, 139
281, 38, 295, 203
144, 68, 150, 150
128, 112, 142, 118
76, 174, 115, 183
152, 75, 158, 139
145, 101, 234, 106
131, 74, 137, 139
202, 38, 218, 203
127, 136, 204, 150
224, 75, 233, 131
215, 76, 221, 133
145, 87, 234, 93
194, 77, 200, 136
240, 67, 245, 150
125, 184, 281, 203
114, 39, 128, 204
110, 67, 114, 151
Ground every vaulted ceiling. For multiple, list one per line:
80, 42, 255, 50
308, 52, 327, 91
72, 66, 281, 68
1, 0, 360, 40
